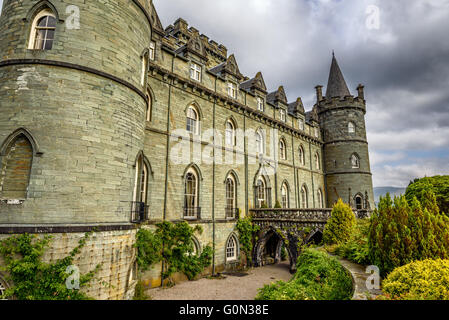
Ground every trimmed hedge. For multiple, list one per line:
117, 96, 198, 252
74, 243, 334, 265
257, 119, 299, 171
255, 249, 353, 300
381, 259, 449, 300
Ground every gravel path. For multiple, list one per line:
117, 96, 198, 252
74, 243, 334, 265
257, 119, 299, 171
148, 262, 293, 300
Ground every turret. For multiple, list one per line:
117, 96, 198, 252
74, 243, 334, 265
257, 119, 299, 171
317, 54, 374, 210
0, 0, 153, 224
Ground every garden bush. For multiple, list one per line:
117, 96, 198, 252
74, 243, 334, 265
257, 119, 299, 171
255, 249, 353, 300
135, 222, 213, 283
369, 193, 449, 275
380, 259, 449, 300
323, 199, 356, 245
335, 219, 371, 265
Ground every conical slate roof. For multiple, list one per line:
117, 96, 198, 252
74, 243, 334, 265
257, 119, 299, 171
325, 54, 351, 98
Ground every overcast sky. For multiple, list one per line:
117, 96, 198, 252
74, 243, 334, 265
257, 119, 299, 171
1, 0, 448, 188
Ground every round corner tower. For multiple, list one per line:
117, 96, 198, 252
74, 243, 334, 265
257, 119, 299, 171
0, 0, 154, 299
316, 54, 375, 210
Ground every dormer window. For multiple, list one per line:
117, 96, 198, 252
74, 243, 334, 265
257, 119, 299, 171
280, 110, 286, 122
227, 82, 237, 99
190, 63, 201, 82
257, 97, 264, 112
149, 42, 155, 61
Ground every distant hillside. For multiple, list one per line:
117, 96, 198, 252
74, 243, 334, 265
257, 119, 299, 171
374, 187, 406, 204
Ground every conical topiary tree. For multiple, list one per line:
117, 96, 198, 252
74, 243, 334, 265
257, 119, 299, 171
323, 199, 356, 245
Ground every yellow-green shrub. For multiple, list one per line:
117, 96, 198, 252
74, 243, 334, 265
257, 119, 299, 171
381, 259, 449, 300
323, 199, 356, 245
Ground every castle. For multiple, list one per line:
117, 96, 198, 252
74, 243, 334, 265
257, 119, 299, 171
0, 0, 374, 299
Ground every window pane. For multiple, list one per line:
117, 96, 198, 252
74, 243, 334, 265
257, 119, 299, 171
47, 16, 57, 27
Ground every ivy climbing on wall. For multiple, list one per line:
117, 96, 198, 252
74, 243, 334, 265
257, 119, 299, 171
0, 231, 101, 300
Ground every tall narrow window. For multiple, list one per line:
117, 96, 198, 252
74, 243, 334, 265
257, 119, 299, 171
149, 41, 155, 61
255, 130, 264, 155
351, 154, 360, 169
146, 92, 152, 122
317, 189, 324, 208
225, 120, 236, 146
315, 153, 321, 170
355, 195, 363, 210
141, 52, 149, 86
298, 146, 305, 166
226, 235, 238, 261
348, 122, 356, 134
132, 154, 149, 222
281, 183, 289, 209
29, 10, 56, 50
298, 119, 305, 131
257, 97, 264, 112
0, 134, 33, 200
279, 139, 286, 160
256, 178, 266, 208
301, 186, 308, 208
226, 176, 236, 219
184, 168, 199, 219
186, 106, 199, 135
227, 82, 237, 99
190, 63, 201, 82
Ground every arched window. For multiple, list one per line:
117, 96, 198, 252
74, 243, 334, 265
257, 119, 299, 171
355, 195, 363, 210
0, 134, 33, 200
298, 145, 305, 166
29, 9, 56, 50
225, 120, 236, 146
146, 92, 152, 122
279, 139, 287, 160
132, 154, 150, 222
226, 235, 238, 262
351, 154, 360, 169
141, 51, 149, 86
281, 183, 289, 209
225, 176, 236, 219
317, 189, 324, 208
184, 167, 199, 219
348, 122, 355, 134
256, 177, 266, 208
186, 106, 199, 135
301, 186, 308, 208
255, 130, 264, 155
0, 277, 7, 299
315, 153, 321, 170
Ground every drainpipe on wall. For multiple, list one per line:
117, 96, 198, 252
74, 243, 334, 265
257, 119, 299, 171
161, 53, 175, 287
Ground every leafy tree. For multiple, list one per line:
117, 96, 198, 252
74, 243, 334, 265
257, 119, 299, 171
323, 199, 356, 245
405, 176, 449, 215
369, 192, 449, 275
